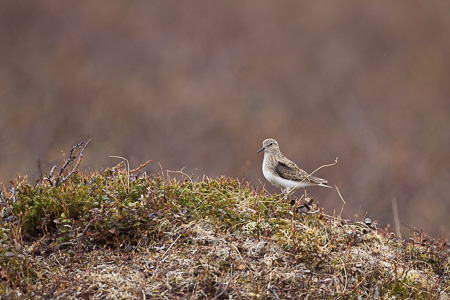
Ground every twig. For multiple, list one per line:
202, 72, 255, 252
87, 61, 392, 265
37, 158, 44, 180
339, 257, 348, 294
11, 187, 16, 206
109, 156, 130, 192
81, 217, 98, 237
310, 157, 339, 176
160, 234, 182, 263
0, 191, 6, 206
166, 169, 193, 183
268, 288, 280, 300
286, 157, 338, 198
391, 197, 402, 239
56, 242, 77, 249
1, 189, 17, 220
335, 185, 346, 218
0, 191, 13, 218
401, 223, 420, 235
214, 266, 234, 299
158, 162, 165, 181
130, 159, 152, 174
344, 274, 368, 296
226, 240, 254, 273
55, 140, 91, 186
45, 140, 91, 187
46, 166, 57, 187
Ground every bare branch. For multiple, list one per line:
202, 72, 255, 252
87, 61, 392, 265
214, 266, 234, 299
109, 155, 130, 191
46, 165, 57, 187
391, 197, 402, 239
129, 159, 152, 174
309, 157, 339, 176
0, 191, 9, 208
286, 157, 338, 198
45, 140, 91, 187
57, 140, 91, 186
268, 288, 280, 300
1, 190, 16, 220
335, 185, 346, 218
166, 169, 193, 183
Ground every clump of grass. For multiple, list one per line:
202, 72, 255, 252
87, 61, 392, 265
0, 160, 448, 298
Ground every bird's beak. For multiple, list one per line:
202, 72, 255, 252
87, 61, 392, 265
256, 146, 265, 154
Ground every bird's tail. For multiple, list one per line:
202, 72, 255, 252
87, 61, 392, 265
318, 182, 333, 188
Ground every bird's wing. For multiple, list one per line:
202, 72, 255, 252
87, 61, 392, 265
275, 160, 328, 184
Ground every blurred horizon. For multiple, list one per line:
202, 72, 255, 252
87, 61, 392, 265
1, 1, 449, 239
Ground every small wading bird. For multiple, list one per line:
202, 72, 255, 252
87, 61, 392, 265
257, 138, 331, 198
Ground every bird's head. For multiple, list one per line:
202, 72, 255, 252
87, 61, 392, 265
256, 138, 279, 154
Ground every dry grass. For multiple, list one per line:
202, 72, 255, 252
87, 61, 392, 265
1, 161, 448, 299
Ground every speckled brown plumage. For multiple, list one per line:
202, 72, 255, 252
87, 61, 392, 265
257, 138, 330, 194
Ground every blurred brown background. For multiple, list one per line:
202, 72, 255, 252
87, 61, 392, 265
1, 1, 449, 239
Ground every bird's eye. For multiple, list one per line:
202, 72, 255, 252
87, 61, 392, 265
268, 142, 273, 146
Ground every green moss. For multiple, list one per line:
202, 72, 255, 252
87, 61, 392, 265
0, 168, 448, 298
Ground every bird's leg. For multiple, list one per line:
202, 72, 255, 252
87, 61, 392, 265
285, 191, 297, 206
283, 190, 289, 200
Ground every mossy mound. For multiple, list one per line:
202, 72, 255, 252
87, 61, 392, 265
1, 163, 448, 299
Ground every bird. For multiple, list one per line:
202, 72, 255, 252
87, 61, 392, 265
256, 138, 331, 197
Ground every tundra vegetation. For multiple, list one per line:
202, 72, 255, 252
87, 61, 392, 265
0, 142, 448, 299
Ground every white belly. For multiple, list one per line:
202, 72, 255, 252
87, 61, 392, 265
262, 160, 312, 192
